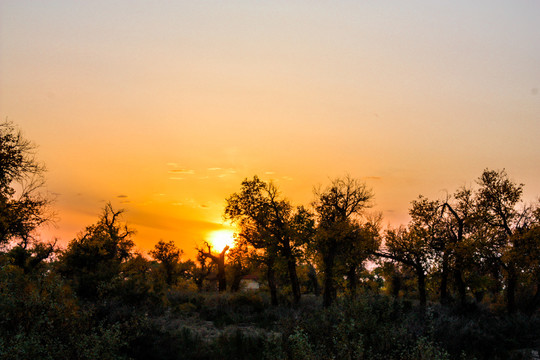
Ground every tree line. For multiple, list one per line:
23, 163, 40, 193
2, 119, 540, 316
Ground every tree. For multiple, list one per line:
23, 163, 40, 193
474, 169, 526, 312
189, 252, 213, 291
226, 241, 255, 292
378, 226, 433, 306
150, 240, 183, 286
312, 175, 373, 307
0, 121, 53, 269
342, 213, 382, 297
197, 241, 229, 292
58, 203, 135, 299
225, 176, 308, 304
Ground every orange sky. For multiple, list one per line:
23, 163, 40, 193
1, 1, 539, 259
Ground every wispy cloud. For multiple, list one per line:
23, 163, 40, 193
364, 176, 382, 181
207, 167, 221, 171
265, 171, 275, 175
169, 169, 195, 175
116, 194, 128, 198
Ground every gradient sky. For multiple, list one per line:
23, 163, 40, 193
1, 1, 539, 258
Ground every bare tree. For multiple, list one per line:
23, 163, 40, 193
197, 241, 229, 292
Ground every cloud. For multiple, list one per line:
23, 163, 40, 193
364, 176, 382, 181
166, 162, 178, 167
117, 194, 128, 198
282, 176, 293, 181
199, 204, 209, 208
169, 177, 185, 180
169, 169, 195, 175
265, 171, 275, 175
207, 167, 221, 171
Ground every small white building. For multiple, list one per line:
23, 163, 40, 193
240, 275, 260, 291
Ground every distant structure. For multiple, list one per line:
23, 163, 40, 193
240, 275, 260, 291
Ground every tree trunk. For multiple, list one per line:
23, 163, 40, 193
267, 259, 278, 306
506, 267, 517, 313
454, 268, 466, 306
195, 278, 204, 292
440, 252, 449, 304
323, 249, 336, 308
347, 265, 358, 298
282, 238, 301, 304
308, 264, 320, 296
526, 280, 540, 315
217, 262, 226, 292
230, 266, 242, 292
417, 267, 426, 307
216, 247, 228, 292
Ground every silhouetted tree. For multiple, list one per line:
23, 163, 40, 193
190, 252, 213, 291
58, 203, 135, 299
197, 241, 229, 292
343, 213, 382, 297
378, 226, 433, 306
0, 121, 54, 271
226, 241, 254, 292
150, 240, 183, 286
225, 176, 307, 304
312, 176, 373, 307
473, 169, 526, 312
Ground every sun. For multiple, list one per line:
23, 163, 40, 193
208, 229, 235, 252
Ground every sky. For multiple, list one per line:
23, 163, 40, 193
1, 1, 539, 259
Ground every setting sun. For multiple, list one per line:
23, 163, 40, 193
208, 229, 235, 252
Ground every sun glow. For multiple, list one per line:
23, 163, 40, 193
208, 229, 235, 252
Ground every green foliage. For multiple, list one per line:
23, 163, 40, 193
0, 260, 128, 360
288, 327, 315, 360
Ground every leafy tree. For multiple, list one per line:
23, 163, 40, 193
342, 213, 382, 297
58, 203, 135, 299
150, 240, 183, 286
0, 121, 54, 271
312, 175, 373, 307
439, 187, 478, 304
378, 226, 433, 306
513, 208, 540, 313
226, 241, 257, 292
225, 176, 308, 304
474, 169, 527, 312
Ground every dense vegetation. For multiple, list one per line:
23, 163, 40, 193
1, 120, 539, 359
